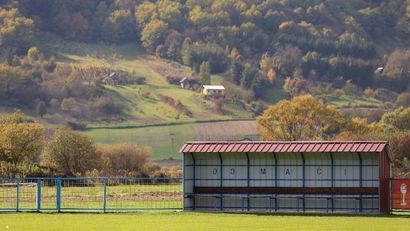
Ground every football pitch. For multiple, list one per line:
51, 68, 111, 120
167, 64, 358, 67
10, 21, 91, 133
0, 212, 409, 231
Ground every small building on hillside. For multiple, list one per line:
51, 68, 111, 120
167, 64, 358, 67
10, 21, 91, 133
202, 85, 225, 96
102, 72, 120, 86
180, 77, 191, 89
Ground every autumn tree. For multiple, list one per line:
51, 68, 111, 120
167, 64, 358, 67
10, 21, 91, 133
140, 19, 168, 50
0, 64, 24, 99
27, 46, 41, 60
380, 107, 410, 132
45, 127, 98, 176
0, 8, 35, 50
256, 95, 344, 141
0, 111, 44, 164
335, 117, 382, 141
380, 107, 410, 177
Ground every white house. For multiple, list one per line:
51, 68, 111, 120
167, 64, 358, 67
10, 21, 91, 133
202, 85, 225, 96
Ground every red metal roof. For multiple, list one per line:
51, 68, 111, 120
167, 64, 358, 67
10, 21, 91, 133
180, 141, 388, 153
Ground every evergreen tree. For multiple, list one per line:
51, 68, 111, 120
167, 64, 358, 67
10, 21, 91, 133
167, 41, 179, 61
240, 63, 256, 89
199, 61, 211, 84
231, 60, 243, 85
36, 101, 47, 118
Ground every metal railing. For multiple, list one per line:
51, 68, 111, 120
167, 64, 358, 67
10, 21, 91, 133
0, 177, 182, 212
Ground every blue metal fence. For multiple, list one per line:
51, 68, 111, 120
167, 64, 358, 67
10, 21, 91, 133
0, 177, 182, 212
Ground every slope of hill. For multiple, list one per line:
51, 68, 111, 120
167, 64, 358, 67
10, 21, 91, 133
30, 36, 257, 126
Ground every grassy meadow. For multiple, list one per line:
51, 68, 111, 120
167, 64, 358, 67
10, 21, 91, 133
84, 120, 258, 160
0, 212, 409, 231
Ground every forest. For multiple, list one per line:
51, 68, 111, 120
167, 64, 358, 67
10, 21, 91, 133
1, 0, 409, 102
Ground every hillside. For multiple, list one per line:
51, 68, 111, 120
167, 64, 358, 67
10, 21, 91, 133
0, 0, 409, 161
38, 37, 256, 126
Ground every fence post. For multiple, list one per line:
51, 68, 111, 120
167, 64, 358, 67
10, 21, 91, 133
37, 178, 41, 212
16, 179, 20, 212
103, 178, 107, 213
56, 177, 61, 212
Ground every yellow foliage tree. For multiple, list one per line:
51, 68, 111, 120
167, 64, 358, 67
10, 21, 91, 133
0, 111, 44, 164
256, 95, 345, 141
0, 64, 24, 98
266, 68, 277, 84
45, 127, 98, 176
335, 117, 382, 141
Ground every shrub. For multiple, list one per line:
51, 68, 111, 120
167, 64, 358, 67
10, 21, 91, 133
98, 143, 154, 177
395, 92, 410, 107
212, 98, 223, 113
67, 121, 87, 130
0, 161, 50, 178
250, 101, 266, 116
343, 80, 361, 97
157, 94, 193, 117
166, 76, 182, 85
373, 88, 398, 102
363, 88, 375, 98
91, 96, 122, 115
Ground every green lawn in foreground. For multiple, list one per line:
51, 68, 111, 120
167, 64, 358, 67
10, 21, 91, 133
0, 212, 409, 231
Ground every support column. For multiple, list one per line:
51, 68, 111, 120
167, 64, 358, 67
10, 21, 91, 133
246, 152, 250, 211
103, 177, 107, 213
190, 153, 196, 210
217, 152, 223, 211
273, 153, 277, 187
358, 152, 362, 212
37, 178, 41, 212
16, 179, 20, 212
301, 152, 305, 212
182, 153, 186, 210
273, 153, 278, 211
330, 152, 334, 212
56, 177, 61, 212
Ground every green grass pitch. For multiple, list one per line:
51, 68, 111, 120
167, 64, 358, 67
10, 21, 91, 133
0, 212, 409, 231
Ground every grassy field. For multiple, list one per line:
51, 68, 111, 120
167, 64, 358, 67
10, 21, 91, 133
0, 212, 409, 231
84, 120, 258, 160
83, 124, 197, 160
321, 94, 383, 108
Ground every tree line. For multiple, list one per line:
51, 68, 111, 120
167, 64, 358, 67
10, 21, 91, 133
0, 111, 181, 178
